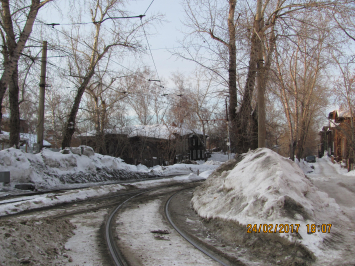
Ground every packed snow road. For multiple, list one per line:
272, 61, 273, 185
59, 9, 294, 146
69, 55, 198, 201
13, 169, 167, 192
307, 157, 355, 265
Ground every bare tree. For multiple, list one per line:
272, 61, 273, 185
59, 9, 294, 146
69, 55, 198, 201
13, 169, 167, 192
0, 0, 54, 146
60, 0, 157, 149
83, 65, 130, 153
179, 0, 336, 153
122, 67, 164, 125
272, 21, 330, 160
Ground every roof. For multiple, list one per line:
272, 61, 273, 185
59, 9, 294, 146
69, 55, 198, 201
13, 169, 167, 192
2, 113, 26, 121
329, 109, 355, 120
78, 124, 204, 140
0, 131, 51, 146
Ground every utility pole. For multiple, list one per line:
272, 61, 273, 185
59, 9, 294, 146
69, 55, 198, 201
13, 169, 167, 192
177, 93, 183, 126
226, 97, 231, 160
37, 41, 47, 151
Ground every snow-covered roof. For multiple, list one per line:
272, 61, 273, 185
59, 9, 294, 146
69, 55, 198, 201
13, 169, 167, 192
330, 109, 355, 119
2, 113, 26, 120
126, 124, 203, 139
0, 131, 51, 146
338, 110, 354, 117
78, 124, 204, 140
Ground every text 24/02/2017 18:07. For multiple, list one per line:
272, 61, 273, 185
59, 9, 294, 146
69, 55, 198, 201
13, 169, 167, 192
247, 224, 300, 233
247, 224, 332, 234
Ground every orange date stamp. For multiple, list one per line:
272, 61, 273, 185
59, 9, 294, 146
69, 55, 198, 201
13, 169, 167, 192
247, 224, 333, 234
247, 224, 300, 234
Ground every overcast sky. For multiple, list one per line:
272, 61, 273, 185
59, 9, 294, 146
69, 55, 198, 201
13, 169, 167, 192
126, 0, 196, 82
38, 0, 197, 90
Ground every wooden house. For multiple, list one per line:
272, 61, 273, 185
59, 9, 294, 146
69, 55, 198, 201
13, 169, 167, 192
1, 114, 29, 133
79, 124, 207, 166
320, 110, 355, 170
319, 126, 335, 157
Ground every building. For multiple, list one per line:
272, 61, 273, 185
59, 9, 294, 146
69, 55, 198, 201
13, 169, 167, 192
319, 110, 355, 171
1, 114, 29, 133
0, 114, 52, 151
79, 124, 207, 166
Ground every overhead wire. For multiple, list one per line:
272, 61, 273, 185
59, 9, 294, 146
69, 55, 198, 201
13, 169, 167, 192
33, 10, 164, 85
36, 20, 141, 75
140, 17, 160, 82
27, 7, 220, 106
144, 0, 155, 15
35, 15, 145, 27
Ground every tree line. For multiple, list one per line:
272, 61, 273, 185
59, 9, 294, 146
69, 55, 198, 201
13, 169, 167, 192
0, 0, 355, 161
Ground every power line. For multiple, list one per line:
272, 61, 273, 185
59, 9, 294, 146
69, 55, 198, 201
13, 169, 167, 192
140, 17, 160, 83
144, 0, 155, 15
36, 15, 145, 27
35, 18, 164, 83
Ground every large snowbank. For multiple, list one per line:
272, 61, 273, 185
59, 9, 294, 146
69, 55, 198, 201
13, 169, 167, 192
0, 147, 219, 192
192, 148, 343, 255
0, 148, 155, 189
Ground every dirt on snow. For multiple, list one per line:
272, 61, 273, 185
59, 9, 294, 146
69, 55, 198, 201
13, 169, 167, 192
0, 218, 76, 265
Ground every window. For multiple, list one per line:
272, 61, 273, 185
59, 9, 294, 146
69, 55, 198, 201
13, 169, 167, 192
193, 150, 196, 160
197, 150, 200, 159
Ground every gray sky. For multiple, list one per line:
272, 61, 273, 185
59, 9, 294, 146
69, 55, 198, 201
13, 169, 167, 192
126, 0, 196, 82
39, 0, 197, 89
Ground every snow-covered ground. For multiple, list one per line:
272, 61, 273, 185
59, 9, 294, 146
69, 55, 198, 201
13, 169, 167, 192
0, 149, 231, 215
0, 149, 231, 265
115, 197, 220, 266
2, 147, 354, 264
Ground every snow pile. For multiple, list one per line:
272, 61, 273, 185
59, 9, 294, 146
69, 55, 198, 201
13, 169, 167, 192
0, 148, 221, 192
0, 148, 157, 190
192, 148, 341, 254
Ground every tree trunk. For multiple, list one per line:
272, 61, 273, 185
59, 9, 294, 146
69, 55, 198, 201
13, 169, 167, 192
0, 0, 51, 136
227, 0, 237, 149
255, 0, 266, 148
236, 20, 259, 153
0, 81, 5, 133
9, 65, 20, 147
257, 23, 277, 148
61, 71, 95, 149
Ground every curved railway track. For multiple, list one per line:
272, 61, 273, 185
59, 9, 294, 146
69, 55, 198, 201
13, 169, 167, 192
165, 190, 229, 266
105, 185, 230, 266
1, 181, 231, 265
105, 190, 149, 266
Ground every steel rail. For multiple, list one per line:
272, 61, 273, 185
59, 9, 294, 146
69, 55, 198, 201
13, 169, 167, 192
105, 190, 149, 266
165, 190, 229, 266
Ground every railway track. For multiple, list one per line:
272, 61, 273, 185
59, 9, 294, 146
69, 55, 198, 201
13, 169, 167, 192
1, 181, 233, 265
165, 190, 229, 266
105, 190, 149, 266
106, 185, 233, 266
